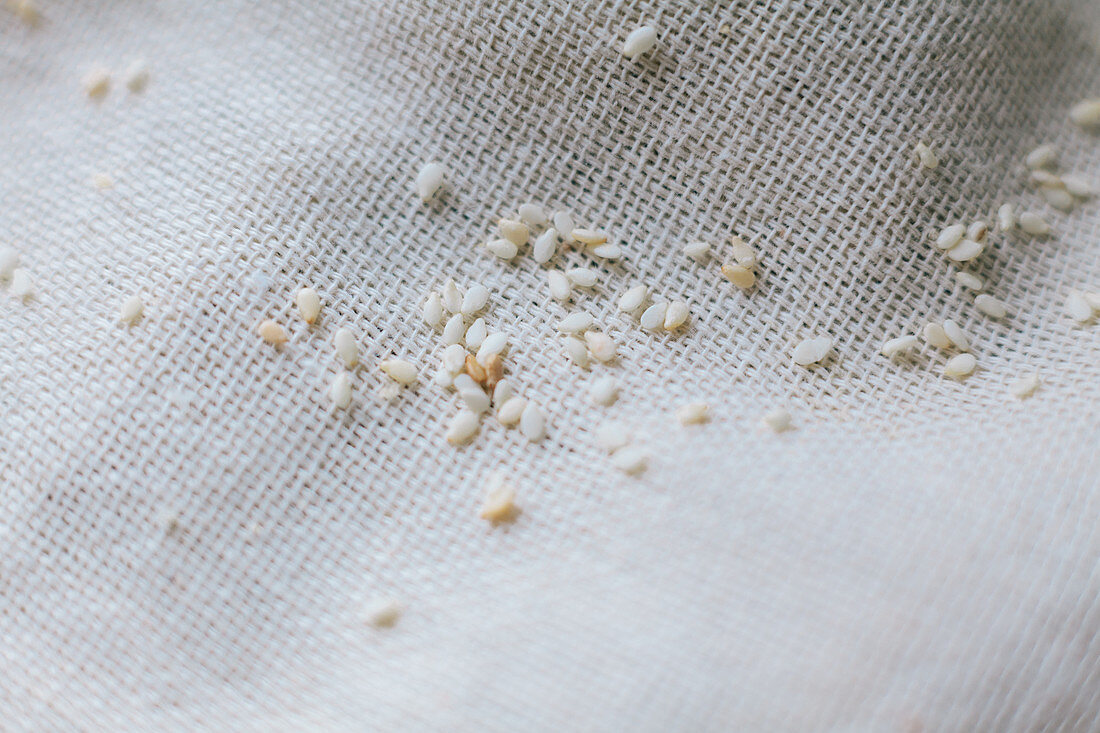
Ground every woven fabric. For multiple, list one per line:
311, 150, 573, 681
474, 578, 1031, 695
2, 0, 1100, 729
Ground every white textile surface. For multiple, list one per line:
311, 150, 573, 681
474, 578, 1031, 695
2, 0, 1100, 730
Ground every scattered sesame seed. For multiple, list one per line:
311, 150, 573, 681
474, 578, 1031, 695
1029, 170, 1063, 188
942, 320, 971, 352
1065, 290, 1094, 324
595, 422, 631, 453
1069, 98, 1100, 128
380, 359, 417, 385
465, 318, 487, 350
1061, 174, 1096, 198
533, 228, 558, 264
589, 377, 619, 406
416, 162, 446, 202
974, 294, 1008, 319
441, 313, 465, 345
966, 221, 988, 242
720, 263, 755, 289
914, 141, 938, 169
258, 319, 287, 345
1025, 144, 1057, 170
455, 374, 490, 413
422, 292, 443, 327
484, 354, 504, 390
571, 228, 608, 247
663, 301, 689, 330
943, 353, 976, 379
497, 396, 527, 426
997, 204, 1015, 232
639, 301, 668, 330
518, 202, 548, 228
621, 25, 658, 59
881, 334, 919, 358
92, 172, 114, 189
479, 471, 517, 523
1041, 187, 1075, 212
591, 243, 623, 260
441, 278, 462, 313
1009, 373, 1041, 399
0, 248, 18, 280
295, 287, 321, 324
676, 402, 709, 425
486, 238, 519, 260
475, 332, 508, 364
446, 410, 480, 444
433, 367, 454, 389
492, 379, 514, 406
954, 272, 984, 290
362, 597, 402, 628
566, 267, 598, 287
1018, 212, 1050, 236
9, 268, 32, 299
376, 381, 402, 403
935, 224, 966, 251
946, 239, 984, 262
618, 284, 648, 313
683, 241, 710, 260
1085, 293, 1100, 311
762, 407, 793, 433
547, 270, 572, 301
499, 219, 530, 247
119, 294, 144, 324
791, 336, 832, 366
442, 343, 467, 374
922, 322, 952, 349
729, 236, 759, 267
610, 446, 648, 474
330, 372, 352, 409
334, 327, 358, 366
553, 211, 575, 243
557, 311, 594, 333
460, 283, 489, 315
584, 331, 616, 362
519, 402, 547, 442
463, 354, 487, 386
563, 336, 590, 367
83, 68, 110, 99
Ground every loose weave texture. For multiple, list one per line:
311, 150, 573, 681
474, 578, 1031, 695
1, 0, 1099, 730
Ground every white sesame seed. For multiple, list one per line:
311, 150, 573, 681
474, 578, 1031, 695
334, 327, 358, 366
547, 271, 572, 301
258, 319, 287, 346
486, 238, 518, 260
497, 396, 527, 426
997, 204, 1015, 232
1018, 212, 1050, 236
83, 68, 110, 99
120, 294, 144, 324
966, 221, 988, 243
464, 318, 487, 350
1009, 373, 1041, 399
476, 332, 508, 364
1029, 170, 1063, 188
380, 359, 417, 385
533, 228, 558, 264
442, 343, 467, 374
571, 228, 608, 246
491, 379, 514, 406
498, 218, 529, 246
479, 471, 517, 522
591, 244, 623, 260
944, 353, 976, 379
0, 248, 18, 280
880, 334, 918, 358
791, 336, 832, 366
610, 446, 648, 475
1065, 291, 1094, 324
730, 236, 759, 267
557, 311, 594, 333
553, 211, 575, 242
124, 60, 149, 93
433, 367, 454, 389
663, 301, 689, 330
92, 172, 114, 189
954, 272, 984, 290
1041, 187, 1075, 212
9, 268, 33, 299
416, 162, 446, 202
446, 410, 480, 444
422, 292, 443, 327
914, 141, 938, 169
974, 294, 1008, 319
762, 407, 793, 433
330, 372, 352, 409
1069, 98, 1100, 128
295, 287, 321, 324
946, 239, 984, 262
595, 422, 631, 453
452, 373, 478, 393
922, 322, 952, 349
460, 283, 489, 315
676, 402, 709, 425
683, 241, 710, 260
935, 224, 966, 251
520, 402, 547, 442
566, 267, 598, 287
621, 25, 657, 59
942, 320, 971, 352
563, 335, 590, 367
518, 202, 548, 227
441, 313, 465, 345
639, 301, 668, 330
1085, 293, 1100, 311
441, 278, 462, 313
1025, 144, 1057, 170
457, 382, 490, 413
618, 284, 648, 313
362, 598, 402, 628
589, 376, 619, 406
720, 263, 755, 289
584, 331, 616, 362
1061, 174, 1096, 198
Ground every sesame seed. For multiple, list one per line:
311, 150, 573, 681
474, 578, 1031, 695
453, 373, 479, 392
762, 408, 793, 433
1085, 293, 1100, 311
1061, 174, 1096, 198
584, 331, 616, 362
566, 267, 598, 287
553, 211, 575, 242
9, 268, 33, 299
119, 294, 144, 324
12, 0, 39, 25
456, 379, 490, 413
416, 162, 446, 202
997, 204, 1015, 232
954, 272, 983, 290
1018, 212, 1050, 236
1065, 291, 1094, 324
1025, 144, 1057, 170
83, 68, 110, 99
610, 446, 648, 475
914, 141, 938, 169
446, 410, 480, 444
946, 239, 984, 262
499, 218, 529, 246
460, 283, 489, 315
547, 271, 572, 301
591, 244, 623, 259
433, 368, 454, 389
791, 336, 832, 365
730, 236, 759, 267
880, 334, 918, 358
484, 354, 504, 390
258, 319, 287, 346
676, 402, 710, 425
974, 294, 1008, 319
492, 378, 514, 406
563, 336, 590, 367
442, 343, 467, 374
518, 202, 548, 227
922, 322, 952, 349
92, 173, 114, 189
465, 318, 487, 350
124, 60, 149, 93
422, 292, 443, 327
1028, 170, 1063, 188
1041, 187, 1075, 212
479, 471, 517, 523
720, 263, 755, 289
683, 241, 710, 260
0, 248, 18, 280
595, 422, 631, 453
571, 228, 608, 246
533, 228, 558, 264
362, 598, 402, 628
380, 359, 417, 385
486, 238, 518, 260
621, 25, 658, 59
475, 332, 508, 364
943, 353, 976, 379
1069, 98, 1100, 128
519, 402, 547, 442
935, 224, 966, 251
295, 287, 321, 324
663, 301, 689, 330
333, 327, 358, 366
589, 377, 619, 406
464, 354, 487, 386
497, 396, 527, 426
639, 301, 668, 330
330, 372, 352, 409
942, 319, 971, 352
966, 221, 988, 242
1009, 373, 1041, 399
618, 284, 648, 313
556, 311, 594, 333
441, 278, 462, 313
441, 313, 465, 345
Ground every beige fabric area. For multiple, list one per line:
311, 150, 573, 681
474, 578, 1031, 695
2, 0, 1100, 729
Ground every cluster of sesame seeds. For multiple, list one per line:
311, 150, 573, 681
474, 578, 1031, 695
81, 60, 149, 100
